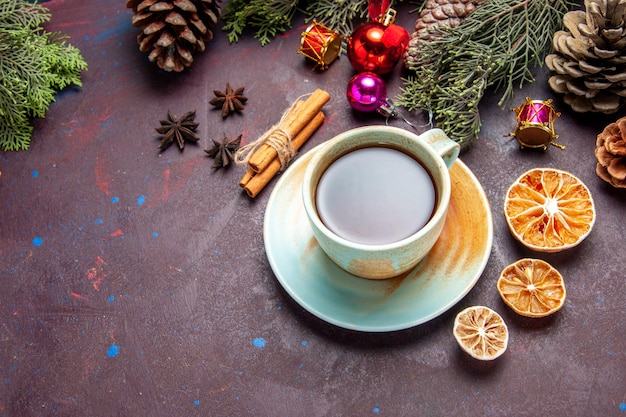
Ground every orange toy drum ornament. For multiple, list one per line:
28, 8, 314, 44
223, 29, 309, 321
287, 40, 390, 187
298, 21, 343, 70
511, 97, 563, 150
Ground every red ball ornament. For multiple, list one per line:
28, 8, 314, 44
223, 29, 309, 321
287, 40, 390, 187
347, 8, 410, 75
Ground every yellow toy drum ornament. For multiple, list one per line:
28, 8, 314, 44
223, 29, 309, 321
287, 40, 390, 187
511, 97, 563, 150
298, 21, 343, 70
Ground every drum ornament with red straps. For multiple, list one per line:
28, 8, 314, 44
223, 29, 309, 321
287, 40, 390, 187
297, 21, 343, 71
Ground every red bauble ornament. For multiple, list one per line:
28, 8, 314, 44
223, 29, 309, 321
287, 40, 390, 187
347, 8, 410, 75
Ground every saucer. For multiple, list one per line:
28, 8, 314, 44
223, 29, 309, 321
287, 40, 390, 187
263, 144, 493, 332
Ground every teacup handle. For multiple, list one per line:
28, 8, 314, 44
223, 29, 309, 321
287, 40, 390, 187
418, 128, 460, 169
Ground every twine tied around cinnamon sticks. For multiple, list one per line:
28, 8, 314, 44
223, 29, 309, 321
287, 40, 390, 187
236, 88, 330, 198
234, 110, 297, 170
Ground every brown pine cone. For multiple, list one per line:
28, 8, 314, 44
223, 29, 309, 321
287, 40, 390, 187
404, 0, 482, 69
415, 0, 479, 40
126, 0, 222, 72
595, 116, 626, 188
545, 0, 626, 114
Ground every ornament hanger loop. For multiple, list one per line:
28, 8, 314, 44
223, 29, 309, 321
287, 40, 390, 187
379, 8, 397, 26
377, 98, 416, 130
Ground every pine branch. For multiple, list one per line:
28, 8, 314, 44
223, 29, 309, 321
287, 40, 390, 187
222, 0, 301, 45
0, 114, 33, 152
401, 40, 492, 146
0, 0, 49, 28
304, 0, 370, 38
0, 0, 87, 151
398, 0, 576, 147
222, 0, 400, 45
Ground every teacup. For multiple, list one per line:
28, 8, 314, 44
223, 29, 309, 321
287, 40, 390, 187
302, 126, 459, 279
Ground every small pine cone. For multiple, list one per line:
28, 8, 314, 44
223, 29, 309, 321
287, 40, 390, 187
595, 116, 626, 188
404, 0, 482, 69
126, 0, 222, 72
545, 0, 626, 114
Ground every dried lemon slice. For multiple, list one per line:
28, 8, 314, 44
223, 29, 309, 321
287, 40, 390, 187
453, 306, 509, 360
497, 258, 566, 318
504, 168, 595, 253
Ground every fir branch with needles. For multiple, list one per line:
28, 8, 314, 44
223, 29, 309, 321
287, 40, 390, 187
0, 0, 87, 151
398, 0, 576, 148
222, 0, 405, 45
222, 0, 302, 45
304, 0, 371, 39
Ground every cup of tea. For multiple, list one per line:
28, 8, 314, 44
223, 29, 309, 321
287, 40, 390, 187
302, 126, 460, 279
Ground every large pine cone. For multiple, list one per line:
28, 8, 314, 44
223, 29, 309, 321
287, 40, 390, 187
596, 116, 626, 188
545, 0, 626, 113
126, 0, 221, 72
404, 0, 482, 69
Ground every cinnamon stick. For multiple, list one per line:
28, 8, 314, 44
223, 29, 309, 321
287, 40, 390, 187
238, 168, 254, 188
247, 89, 330, 174
241, 111, 325, 198
237, 99, 304, 189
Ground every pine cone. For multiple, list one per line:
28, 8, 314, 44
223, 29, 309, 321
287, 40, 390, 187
595, 116, 626, 188
126, 0, 221, 72
545, 0, 626, 114
404, 0, 482, 69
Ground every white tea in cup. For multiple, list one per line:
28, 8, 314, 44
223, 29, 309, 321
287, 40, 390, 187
315, 145, 437, 245
302, 126, 459, 279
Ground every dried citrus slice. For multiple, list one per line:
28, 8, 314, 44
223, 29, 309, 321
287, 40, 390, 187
497, 258, 566, 318
504, 168, 595, 252
453, 306, 509, 360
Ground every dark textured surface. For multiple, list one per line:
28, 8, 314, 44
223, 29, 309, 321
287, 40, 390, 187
1, 1, 625, 416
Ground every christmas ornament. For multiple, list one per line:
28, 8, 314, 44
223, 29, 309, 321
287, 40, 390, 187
545, 0, 626, 114
297, 20, 343, 70
346, 72, 417, 127
595, 116, 626, 188
347, 8, 410, 75
346, 72, 388, 113
510, 98, 563, 150
126, 0, 221, 72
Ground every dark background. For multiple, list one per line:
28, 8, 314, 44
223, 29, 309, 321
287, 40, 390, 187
1, 0, 624, 416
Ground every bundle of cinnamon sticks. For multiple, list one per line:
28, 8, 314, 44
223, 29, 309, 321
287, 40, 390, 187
238, 89, 330, 198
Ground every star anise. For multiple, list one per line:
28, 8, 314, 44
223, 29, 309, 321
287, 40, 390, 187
210, 83, 248, 118
205, 133, 242, 169
156, 110, 200, 151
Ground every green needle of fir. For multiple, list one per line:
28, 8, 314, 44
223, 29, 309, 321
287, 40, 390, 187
222, 0, 387, 45
304, 0, 371, 39
398, 0, 575, 148
0, 0, 87, 151
222, 0, 301, 45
